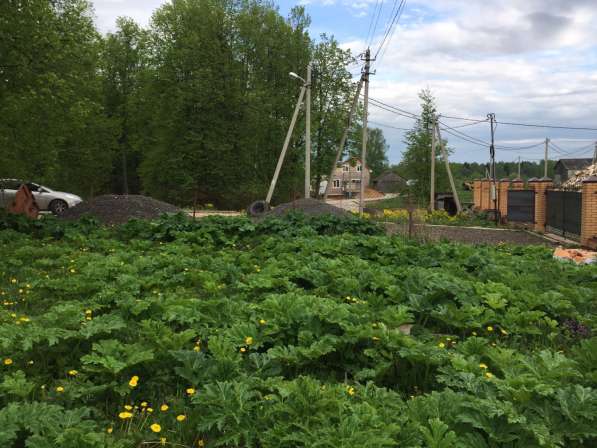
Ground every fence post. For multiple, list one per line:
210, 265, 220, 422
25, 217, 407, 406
581, 176, 597, 249
529, 177, 552, 233
511, 178, 524, 191
473, 179, 481, 210
498, 178, 510, 220
480, 178, 490, 211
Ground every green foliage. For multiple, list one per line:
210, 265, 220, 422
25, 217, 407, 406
0, 214, 595, 446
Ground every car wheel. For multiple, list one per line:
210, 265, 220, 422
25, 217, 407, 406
49, 199, 68, 215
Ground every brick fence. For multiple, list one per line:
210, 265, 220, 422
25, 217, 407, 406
472, 176, 597, 248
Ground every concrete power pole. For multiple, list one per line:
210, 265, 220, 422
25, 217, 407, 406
305, 63, 312, 199
518, 156, 521, 179
593, 141, 597, 165
359, 48, 371, 215
429, 115, 437, 211
435, 122, 462, 213
265, 85, 307, 205
487, 113, 498, 222
544, 137, 549, 178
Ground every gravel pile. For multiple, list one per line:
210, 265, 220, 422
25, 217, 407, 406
265, 198, 349, 218
60, 195, 181, 225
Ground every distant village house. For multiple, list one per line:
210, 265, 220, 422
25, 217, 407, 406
554, 158, 593, 184
323, 158, 371, 198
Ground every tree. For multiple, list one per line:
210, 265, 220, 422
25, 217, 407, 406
102, 17, 149, 194
397, 89, 449, 204
0, 0, 115, 197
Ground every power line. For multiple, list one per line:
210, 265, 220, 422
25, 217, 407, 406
365, 0, 382, 46
373, 0, 406, 59
368, 120, 411, 131
376, 0, 407, 66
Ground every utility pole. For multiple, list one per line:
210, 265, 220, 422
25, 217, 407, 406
323, 79, 363, 201
517, 156, 521, 179
487, 113, 498, 222
265, 85, 307, 205
544, 137, 549, 178
429, 115, 437, 211
305, 63, 312, 199
593, 141, 597, 165
435, 122, 462, 213
359, 48, 371, 215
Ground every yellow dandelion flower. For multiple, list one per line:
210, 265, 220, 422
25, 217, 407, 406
10, 313, 16, 318
68, 369, 78, 376
124, 405, 133, 411
19, 316, 30, 322
197, 440, 205, 447
372, 336, 380, 341
150, 423, 161, 433
500, 328, 508, 335
472, 331, 478, 336
239, 347, 246, 353
176, 414, 186, 422
259, 319, 266, 325
3, 358, 13, 365
118, 411, 133, 419
244, 336, 253, 345
56, 386, 64, 393
69, 268, 76, 274
26, 284, 31, 288
160, 404, 169, 411
486, 326, 493, 332
346, 386, 355, 396
129, 375, 139, 387
479, 363, 488, 369
141, 401, 148, 408
193, 345, 200, 352
484, 372, 494, 379
186, 388, 196, 396
438, 342, 446, 348
10, 278, 17, 284
147, 407, 153, 413
85, 309, 92, 315
107, 427, 113, 434
18, 289, 23, 294
27, 360, 34, 365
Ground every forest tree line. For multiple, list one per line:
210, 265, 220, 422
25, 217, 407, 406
0, 0, 390, 208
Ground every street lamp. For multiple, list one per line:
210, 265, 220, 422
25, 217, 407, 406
289, 67, 312, 199
289, 72, 306, 84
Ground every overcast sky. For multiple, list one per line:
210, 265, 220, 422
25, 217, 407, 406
91, 0, 597, 164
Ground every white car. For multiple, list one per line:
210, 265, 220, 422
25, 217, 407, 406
0, 179, 83, 215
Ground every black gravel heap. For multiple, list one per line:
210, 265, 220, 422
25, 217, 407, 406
60, 195, 180, 225
265, 198, 349, 217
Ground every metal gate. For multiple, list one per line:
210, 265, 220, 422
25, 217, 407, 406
507, 190, 535, 222
546, 190, 582, 239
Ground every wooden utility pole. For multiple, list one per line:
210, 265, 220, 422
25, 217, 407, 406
429, 116, 437, 211
435, 122, 462, 213
305, 63, 312, 199
544, 137, 549, 178
323, 79, 364, 201
359, 48, 371, 215
266, 85, 306, 205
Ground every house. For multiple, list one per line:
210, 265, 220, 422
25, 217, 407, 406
325, 158, 371, 198
554, 158, 593, 184
372, 171, 405, 193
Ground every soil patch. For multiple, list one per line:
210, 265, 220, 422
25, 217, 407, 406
264, 198, 349, 218
60, 195, 180, 225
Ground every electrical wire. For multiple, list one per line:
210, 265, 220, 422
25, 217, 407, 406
368, 120, 411, 131
373, 0, 406, 59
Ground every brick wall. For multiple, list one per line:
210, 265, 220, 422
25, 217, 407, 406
581, 176, 597, 249
529, 178, 552, 233
498, 179, 510, 218
473, 180, 481, 209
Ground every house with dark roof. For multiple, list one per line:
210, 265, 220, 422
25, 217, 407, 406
554, 158, 593, 184
372, 171, 406, 193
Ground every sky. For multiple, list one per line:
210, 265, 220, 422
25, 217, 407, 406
91, 0, 597, 165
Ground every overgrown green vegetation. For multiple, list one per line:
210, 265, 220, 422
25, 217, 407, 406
1, 212, 595, 447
